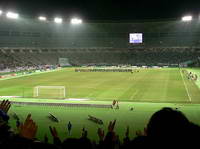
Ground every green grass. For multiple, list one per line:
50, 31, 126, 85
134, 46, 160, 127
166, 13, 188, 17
1, 67, 200, 103
1, 67, 200, 142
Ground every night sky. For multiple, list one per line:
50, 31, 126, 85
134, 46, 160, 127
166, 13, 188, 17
0, 0, 200, 20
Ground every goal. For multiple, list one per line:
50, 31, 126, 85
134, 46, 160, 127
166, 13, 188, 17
33, 86, 66, 99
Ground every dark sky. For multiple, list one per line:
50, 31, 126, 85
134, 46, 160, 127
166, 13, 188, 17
0, 0, 200, 20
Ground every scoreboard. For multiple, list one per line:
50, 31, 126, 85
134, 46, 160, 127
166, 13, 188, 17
129, 33, 143, 43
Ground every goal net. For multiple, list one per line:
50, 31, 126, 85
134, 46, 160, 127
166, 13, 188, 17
33, 86, 66, 99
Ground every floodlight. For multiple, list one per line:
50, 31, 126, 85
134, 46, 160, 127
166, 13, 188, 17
38, 16, 46, 21
6, 12, 19, 19
54, 17, 62, 23
0, 10, 2, 15
71, 18, 82, 24
182, 16, 192, 22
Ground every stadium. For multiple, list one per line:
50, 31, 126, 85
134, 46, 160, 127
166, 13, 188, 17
0, 8, 200, 147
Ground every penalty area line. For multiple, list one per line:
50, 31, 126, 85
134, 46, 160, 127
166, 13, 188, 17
180, 70, 192, 102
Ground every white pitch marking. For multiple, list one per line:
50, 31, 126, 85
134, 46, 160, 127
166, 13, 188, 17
180, 70, 192, 102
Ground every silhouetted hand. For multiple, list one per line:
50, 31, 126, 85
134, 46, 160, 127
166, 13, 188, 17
19, 114, 38, 139
49, 126, 59, 138
136, 128, 147, 136
44, 134, 48, 143
0, 100, 11, 113
136, 130, 142, 136
123, 126, 130, 144
108, 120, 116, 132
98, 128, 105, 141
81, 127, 88, 138
125, 126, 129, 138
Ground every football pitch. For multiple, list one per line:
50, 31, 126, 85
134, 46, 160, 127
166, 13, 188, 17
1, 67, 200, 142
1, 67, 200, 103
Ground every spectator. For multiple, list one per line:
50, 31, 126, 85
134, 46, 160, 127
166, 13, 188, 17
145, 107, 192, 146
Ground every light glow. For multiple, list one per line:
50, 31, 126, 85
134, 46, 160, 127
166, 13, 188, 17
54, 17, 62, 23
71, 18, 82, 24
6, 12, 19, 19
182, 16, 192, 22
0, 10, 2, 15
38, 16, 46, 21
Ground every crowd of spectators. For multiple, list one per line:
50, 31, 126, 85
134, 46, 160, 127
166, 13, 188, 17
1, 47, 200, 70
0, 65, 59, 75
0, 99, 200, 149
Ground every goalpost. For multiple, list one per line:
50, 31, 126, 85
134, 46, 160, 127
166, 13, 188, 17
33, 86, 66, 99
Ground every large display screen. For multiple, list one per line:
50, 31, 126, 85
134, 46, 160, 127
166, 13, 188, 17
129, 33, 143, 43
